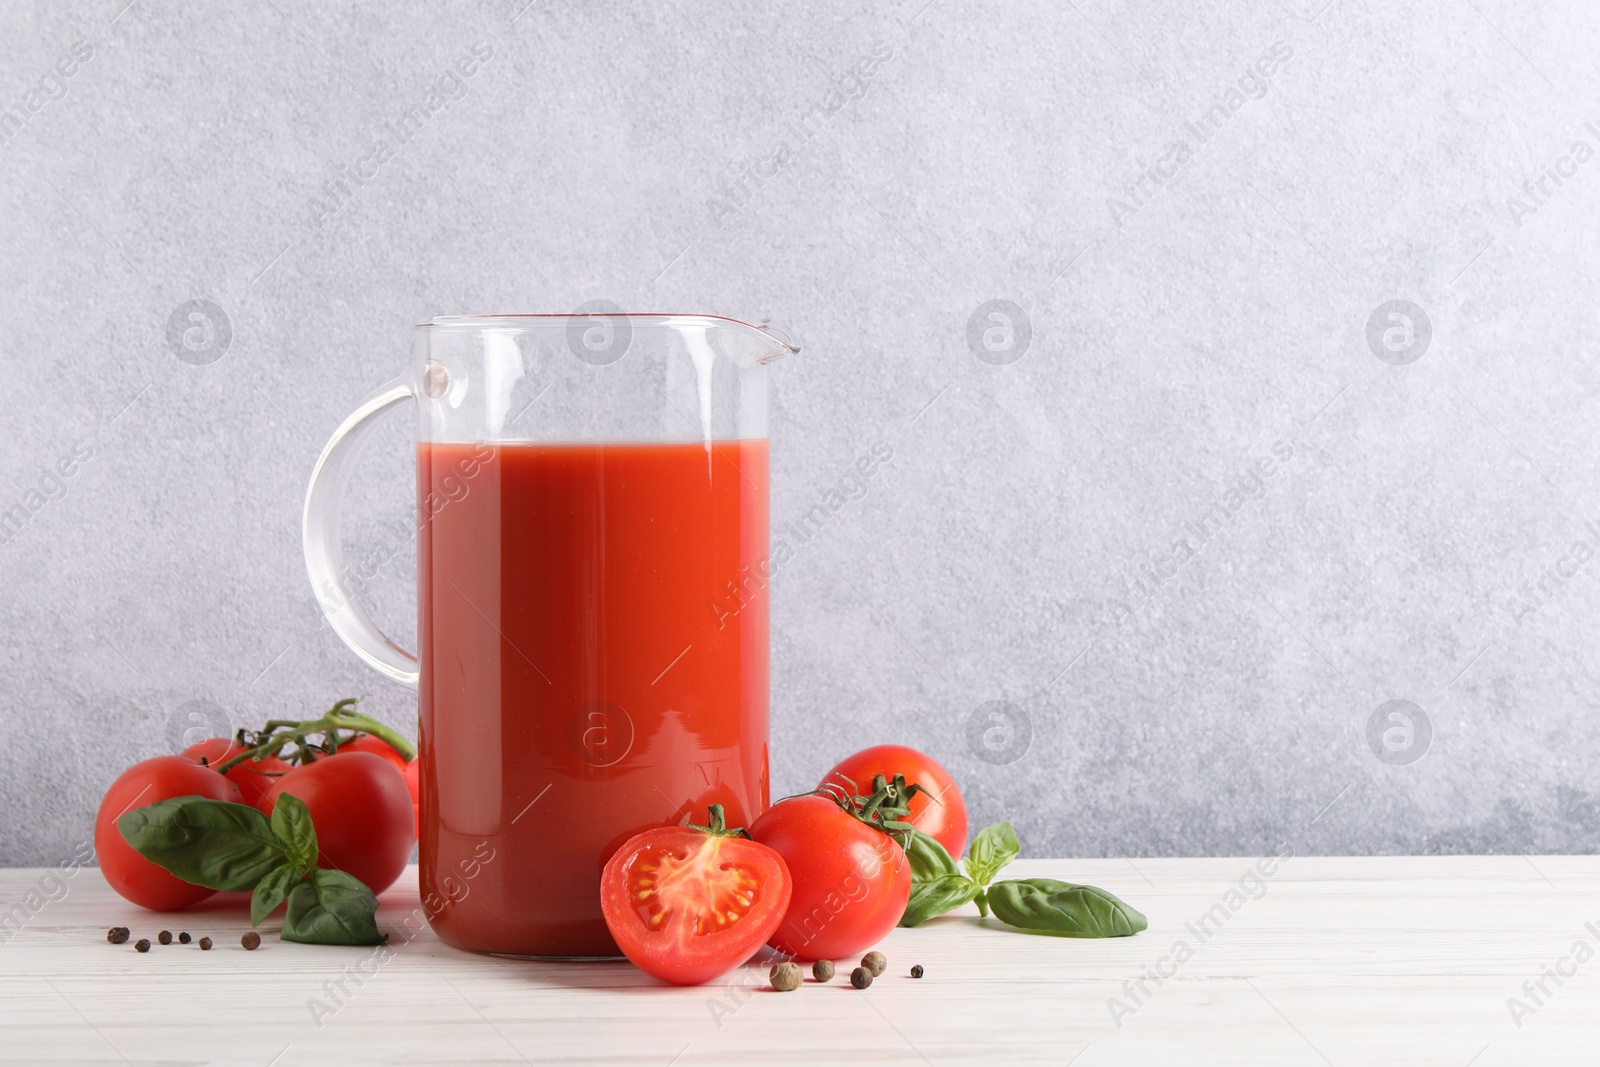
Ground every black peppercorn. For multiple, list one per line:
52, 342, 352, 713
850, 966, 873, 989
157, 930, 172, 945
198, 937, 213, 951
910, 964, 924, 978
178, 932, 191, 944
106, 927, 129, 945
241, 932, 261, 950
134, 939, 151, 953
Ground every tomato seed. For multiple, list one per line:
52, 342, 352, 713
241, 932, 261, 950
850, 966, 873, 989
861, 951, 886, 977
771, 962, 802, 992
106, 927, 129, 945
178, 932, 191, 944
134, 939, 151, 953
812, 959, 835, 982
910, 964, 924, 978
198, 937, 213, 951
157, 931, 172, 945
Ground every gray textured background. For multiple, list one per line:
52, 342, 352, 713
3, 0, 1597, 867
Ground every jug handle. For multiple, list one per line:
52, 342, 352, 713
302, 378, 420, 689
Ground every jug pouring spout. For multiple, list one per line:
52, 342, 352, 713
670, 314, 800, 366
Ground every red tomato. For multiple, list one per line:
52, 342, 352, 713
335, 735, 419, 836
600, 815, 792, 985
181, 738, 292, 814
94, 756, 242, 911
265, 752, 414, 894
820, 744, 969, 858
337, 734, 407, 771
748, 794, 910, 961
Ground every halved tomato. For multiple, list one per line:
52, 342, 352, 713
600, 806, 792, 985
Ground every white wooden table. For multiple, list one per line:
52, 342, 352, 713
1, 857, 1592, 1065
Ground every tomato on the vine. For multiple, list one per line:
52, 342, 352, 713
181, 737, 292, 814
821, 744, 968, 858
95, 756, 242, 911
600, 806, 792, 985
748, 785, 913, 961
335, 734, 419, 836
265, 751, 414, 895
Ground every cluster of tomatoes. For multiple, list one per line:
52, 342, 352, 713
94, 731, 418, 912
94, 723, 968, 989
599, 744, 967, 986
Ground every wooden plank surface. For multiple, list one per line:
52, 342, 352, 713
0, 857, 1593, 1065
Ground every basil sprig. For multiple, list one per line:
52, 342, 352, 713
117, 794, 386, 946
898, 821, 1146, 938
251, 862, 306, 926
905, 826, 962, 880
283, 869, 383, 945
964, 821, 1021, 890
986, 878, 1146, 937
902, 873, 983, 927
899, 823, 1016, 925
116, 796, 288, 891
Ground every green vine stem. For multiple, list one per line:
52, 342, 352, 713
214, 697, 415, 775
687, 804, 751, 839
818, 773, 923, 849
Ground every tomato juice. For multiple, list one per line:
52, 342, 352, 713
416, 440, 770, 957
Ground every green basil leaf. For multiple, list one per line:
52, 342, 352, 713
986, 878, 1148, 938
899, 873, 981, 927
117, 797, 286, 892
270, 793, 318, 869
905, 828, 960, 884
965, 821, 1021, 887
251, 863, 305, 927
282, 869, 386, 946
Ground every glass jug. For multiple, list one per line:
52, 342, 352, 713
303, 313, 795, 957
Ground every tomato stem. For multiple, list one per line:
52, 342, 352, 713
213, 697, 416, 775
686, 804, 751, 838
819, 773, 922, 847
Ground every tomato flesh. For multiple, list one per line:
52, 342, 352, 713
821, 744, 969, 859
601, 826, 791, 985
